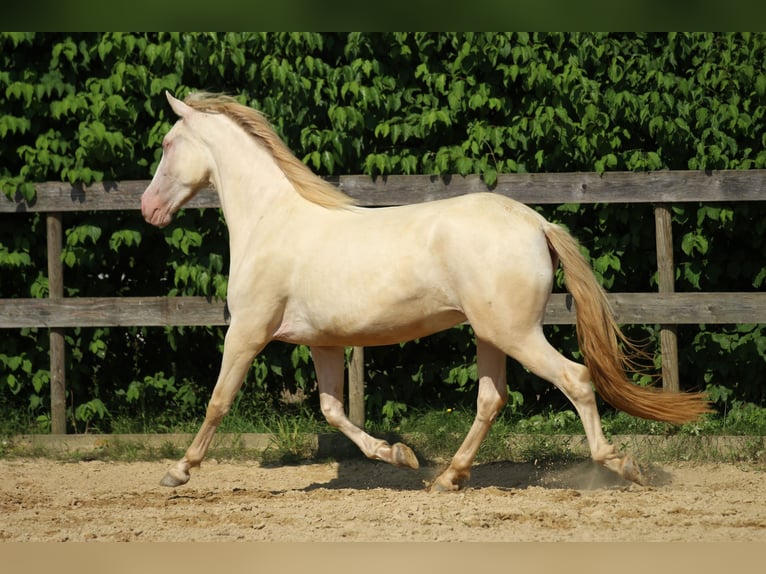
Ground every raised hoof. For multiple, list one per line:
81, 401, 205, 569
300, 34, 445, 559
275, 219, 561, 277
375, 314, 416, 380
160, 468, 190, 488
391, 442, 419, 470
620, 455, 647, 486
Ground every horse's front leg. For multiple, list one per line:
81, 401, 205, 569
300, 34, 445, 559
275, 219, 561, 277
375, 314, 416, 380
161, 323, 265, 487
312, 346, 419, 469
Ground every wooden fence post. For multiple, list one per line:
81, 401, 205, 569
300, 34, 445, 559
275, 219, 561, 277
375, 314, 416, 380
348, 346, 365, 428
653, 205, 680, 393
46, 213, 67, 434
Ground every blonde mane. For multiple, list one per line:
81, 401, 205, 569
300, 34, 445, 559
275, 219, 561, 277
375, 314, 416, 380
183, 92, 356, 209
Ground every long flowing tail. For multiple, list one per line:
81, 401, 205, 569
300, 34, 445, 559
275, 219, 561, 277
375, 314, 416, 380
543, 223, 712, 424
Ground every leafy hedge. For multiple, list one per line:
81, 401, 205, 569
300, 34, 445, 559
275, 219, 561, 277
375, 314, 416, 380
1, 32, 765, 433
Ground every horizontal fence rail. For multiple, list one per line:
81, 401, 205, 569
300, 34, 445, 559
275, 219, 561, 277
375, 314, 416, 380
2, 292, 765, 329
4, 170, 766, 213
2, 169, 766, 434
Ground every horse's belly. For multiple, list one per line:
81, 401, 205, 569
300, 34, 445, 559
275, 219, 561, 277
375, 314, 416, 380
273, 306, 467, 347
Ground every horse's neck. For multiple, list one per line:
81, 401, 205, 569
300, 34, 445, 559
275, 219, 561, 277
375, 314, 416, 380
206, 123, 299, 252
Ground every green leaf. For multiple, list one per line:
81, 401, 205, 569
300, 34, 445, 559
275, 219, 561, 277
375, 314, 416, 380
681, 232, 709, 256
109, 229, 142, 251
753, 268, 766, 289
63, 251, 76, 267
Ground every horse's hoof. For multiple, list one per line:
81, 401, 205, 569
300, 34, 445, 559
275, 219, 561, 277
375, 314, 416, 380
160, 468, 190, 487
391, 442, 419, 470
428, 475, 467, 493
427, 468, 468, 492
620, 455, 647, 486
428, 479, 458, 493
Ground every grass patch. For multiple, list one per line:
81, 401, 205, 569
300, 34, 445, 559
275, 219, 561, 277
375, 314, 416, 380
63, 438, 183, 462
260, 418, 317, 465
2, 402, 765, 469
393, 409, 584, 465
384, 404, 766, 468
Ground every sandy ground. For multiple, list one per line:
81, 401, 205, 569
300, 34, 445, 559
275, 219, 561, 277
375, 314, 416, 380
1, 457, 764, 542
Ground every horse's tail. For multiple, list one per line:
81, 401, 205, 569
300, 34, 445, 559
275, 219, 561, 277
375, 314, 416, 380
542, 223, 712, 424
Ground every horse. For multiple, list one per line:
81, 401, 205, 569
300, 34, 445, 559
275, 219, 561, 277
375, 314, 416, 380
141, 91, 711, 491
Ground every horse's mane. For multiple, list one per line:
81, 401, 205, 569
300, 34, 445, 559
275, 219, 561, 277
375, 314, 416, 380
183, 92, 356, 209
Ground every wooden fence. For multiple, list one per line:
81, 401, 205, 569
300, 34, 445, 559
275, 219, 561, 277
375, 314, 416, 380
2, 170, 766, 434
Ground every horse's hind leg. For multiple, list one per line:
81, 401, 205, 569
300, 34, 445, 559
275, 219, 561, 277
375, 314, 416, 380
312, 346, 419, 469
430, 339, 508, 491
504, 329, 646, 485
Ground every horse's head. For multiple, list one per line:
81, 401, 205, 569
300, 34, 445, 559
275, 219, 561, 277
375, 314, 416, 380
141, 91, 213, 228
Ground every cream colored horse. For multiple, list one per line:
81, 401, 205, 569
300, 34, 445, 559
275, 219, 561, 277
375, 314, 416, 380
142, 91, 711, 491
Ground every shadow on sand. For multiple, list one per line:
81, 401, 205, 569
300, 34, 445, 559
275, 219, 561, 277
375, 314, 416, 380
298, 444, 674, 493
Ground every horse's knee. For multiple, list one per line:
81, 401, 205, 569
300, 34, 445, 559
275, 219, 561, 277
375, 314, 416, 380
476, 378, 508, 422
478, 396, 506, 423
205, 399, 230, 425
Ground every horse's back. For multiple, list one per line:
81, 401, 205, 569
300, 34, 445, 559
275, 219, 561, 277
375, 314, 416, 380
273, 192, 555, 346
299, 191, 554, 294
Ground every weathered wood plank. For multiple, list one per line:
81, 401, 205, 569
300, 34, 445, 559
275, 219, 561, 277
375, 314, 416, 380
653, 204, 680, 392
348, 347, 365, 428
46, 213, 66, 434
2, 181, 221, 213
0, 297, 229, 328
544, 292, 766, 325
3, 170, 765, 212
2, 293, 765, 329
338, 170, 766, 206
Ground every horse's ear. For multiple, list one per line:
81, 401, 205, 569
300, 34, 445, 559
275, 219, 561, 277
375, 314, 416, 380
165, 91, 194, 118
